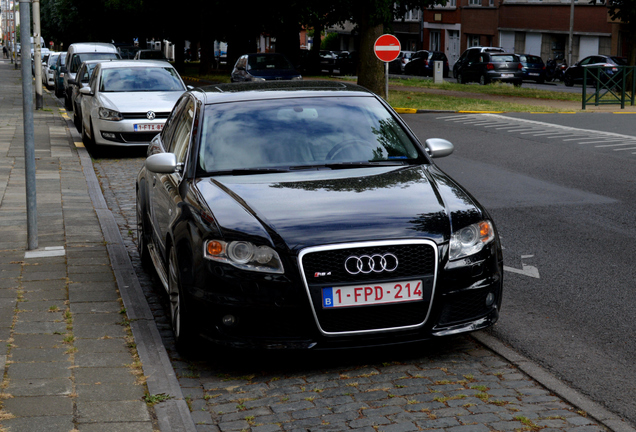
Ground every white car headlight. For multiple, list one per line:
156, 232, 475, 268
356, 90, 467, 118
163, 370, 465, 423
98, 107, 123, 121
449, 221, 495, 261
204, 240, 284, 274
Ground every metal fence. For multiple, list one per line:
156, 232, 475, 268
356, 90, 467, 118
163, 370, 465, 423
582, 65, 636, 110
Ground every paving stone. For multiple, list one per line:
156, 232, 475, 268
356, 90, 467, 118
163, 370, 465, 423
6, 378, 73, 397
76, 400, 151, 423
7, 361, 72, 380
76, 382, 146, 401
3, 395, 74, 416
0, 415, 75, 432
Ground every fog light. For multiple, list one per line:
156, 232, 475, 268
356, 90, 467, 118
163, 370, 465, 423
485, 292, 495, 307
221, 315, 236, 326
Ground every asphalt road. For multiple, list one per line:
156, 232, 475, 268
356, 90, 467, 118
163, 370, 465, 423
402, 112, 636, 425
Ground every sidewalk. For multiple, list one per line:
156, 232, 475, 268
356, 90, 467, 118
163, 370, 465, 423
0, 60, 193, 431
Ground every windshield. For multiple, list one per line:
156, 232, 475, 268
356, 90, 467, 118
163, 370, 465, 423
611, 57, 628, 65
198, 96, 422, 173
519, 55, 542, 64
99, 67, 185, 92
248, 55, 294, 71
71, 52, 119, 73
490, 55, 517, 63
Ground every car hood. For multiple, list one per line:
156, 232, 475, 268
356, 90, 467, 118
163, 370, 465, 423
98, 91, 184, 113
194, 165, 485, 252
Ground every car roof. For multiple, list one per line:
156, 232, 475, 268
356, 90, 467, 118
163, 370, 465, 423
97, 60, 176, 69
68, 42, 117, 52
194, 80, 376, 105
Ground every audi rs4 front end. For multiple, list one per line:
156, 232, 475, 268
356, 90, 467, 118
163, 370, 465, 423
136, 81, 504, 353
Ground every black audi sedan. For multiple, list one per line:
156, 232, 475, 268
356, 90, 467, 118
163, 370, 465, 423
136, 81, 503, 353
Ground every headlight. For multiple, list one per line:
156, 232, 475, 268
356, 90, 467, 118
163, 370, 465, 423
204, 240, 284, 274
449, 221, 495, 261
291, 76, 303, 81
98, 107, 123, 121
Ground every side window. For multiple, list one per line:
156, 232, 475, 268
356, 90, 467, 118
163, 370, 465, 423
70, 55, 81, 73
169, 99, 196, 165
161, 96, 189, 150
89, 66, 100, 92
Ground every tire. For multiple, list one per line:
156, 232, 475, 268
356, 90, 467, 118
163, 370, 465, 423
457, 72, 465, 84
479, 74, 488, 85
64, 91, 72, 110
564, 75, 574, 87
73, 104, 81, 132
136, 189, 153, 270
168, 246, 198, 355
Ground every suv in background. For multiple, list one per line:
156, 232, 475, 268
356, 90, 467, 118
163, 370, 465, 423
64, 42, 120, 109
453, 46, 505, 79
404, 50, 450, 77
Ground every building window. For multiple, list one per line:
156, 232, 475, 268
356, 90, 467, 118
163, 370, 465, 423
403, 8, 421, 21
489, 0, 494, 5
469, 0, 481, 5
468, 35, 480, 47
430, 31, 441, 52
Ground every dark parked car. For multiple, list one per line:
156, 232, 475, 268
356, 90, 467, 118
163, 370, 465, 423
563, 55, 627, 87
456, 52, 523, 86
389, 51, 414, 74
136, 81, 504, 353
453, 46, 505, 79
54, 52, 67, 98
231, 53, 302, 82
517, 54, 546, 83
404, 50, 450, 77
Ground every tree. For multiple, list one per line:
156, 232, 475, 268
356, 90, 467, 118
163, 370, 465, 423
607, 0, 636, 65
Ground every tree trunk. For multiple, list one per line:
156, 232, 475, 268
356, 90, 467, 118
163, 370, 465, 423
357, 14, 384, 97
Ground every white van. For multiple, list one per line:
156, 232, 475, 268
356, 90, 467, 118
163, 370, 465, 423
63, 42, 120, 109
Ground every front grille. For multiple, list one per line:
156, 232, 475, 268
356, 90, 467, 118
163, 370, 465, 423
302, 244, 435, 284
122, 112, 170, 120
300, 241, 437, 335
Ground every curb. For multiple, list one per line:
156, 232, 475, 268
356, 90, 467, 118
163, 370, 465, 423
473, 332, 636, 432
57, 105, 197, 432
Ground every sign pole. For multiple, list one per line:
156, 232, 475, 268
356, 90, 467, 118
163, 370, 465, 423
374, 34, 401, 102
385, 61, 389, 101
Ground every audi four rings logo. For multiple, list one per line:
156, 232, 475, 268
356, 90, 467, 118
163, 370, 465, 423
344, 253, 398, 274
146, 111, 156, 120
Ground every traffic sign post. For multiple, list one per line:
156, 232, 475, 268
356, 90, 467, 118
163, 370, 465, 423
374, 34, 401, 100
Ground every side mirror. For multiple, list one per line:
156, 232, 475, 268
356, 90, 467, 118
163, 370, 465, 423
425, 138, 454, 158
146, 153, 177, 174
79, 87, 93, 96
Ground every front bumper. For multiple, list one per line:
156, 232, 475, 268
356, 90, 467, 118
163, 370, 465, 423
92, 118, 165, 146
185, 241, 503, 351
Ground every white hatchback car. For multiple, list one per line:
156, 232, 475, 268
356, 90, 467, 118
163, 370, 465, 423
79, 60, 187, 151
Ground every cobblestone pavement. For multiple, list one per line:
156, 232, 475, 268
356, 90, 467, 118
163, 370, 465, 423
92, 152, 604, 432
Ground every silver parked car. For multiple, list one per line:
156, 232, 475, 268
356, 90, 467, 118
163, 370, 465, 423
79, 60, 187, 153
42, 52, 60, 89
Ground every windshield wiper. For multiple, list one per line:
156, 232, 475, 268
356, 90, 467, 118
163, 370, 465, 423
208, 167, 291, 176
323, 161, 408, 169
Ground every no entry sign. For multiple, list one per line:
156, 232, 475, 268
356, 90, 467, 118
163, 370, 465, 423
374, 34, 401, 63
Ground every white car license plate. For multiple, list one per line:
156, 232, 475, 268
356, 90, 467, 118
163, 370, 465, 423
134, 123, 163, 132
501, 74, 513, 78
322, 280, 423, 308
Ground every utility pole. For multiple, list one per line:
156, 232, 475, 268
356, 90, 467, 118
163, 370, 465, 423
19, 0, 38, 251
33, 0, 42, 109
568, 0, 575, 66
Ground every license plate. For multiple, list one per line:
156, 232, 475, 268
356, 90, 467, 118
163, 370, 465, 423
134, 123, 163, 132
501, 74, 513, 78
529, 73, 539, 76
322, 280, 423, 308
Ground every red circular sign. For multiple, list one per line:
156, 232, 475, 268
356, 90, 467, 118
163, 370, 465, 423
374, 34, 401, 63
